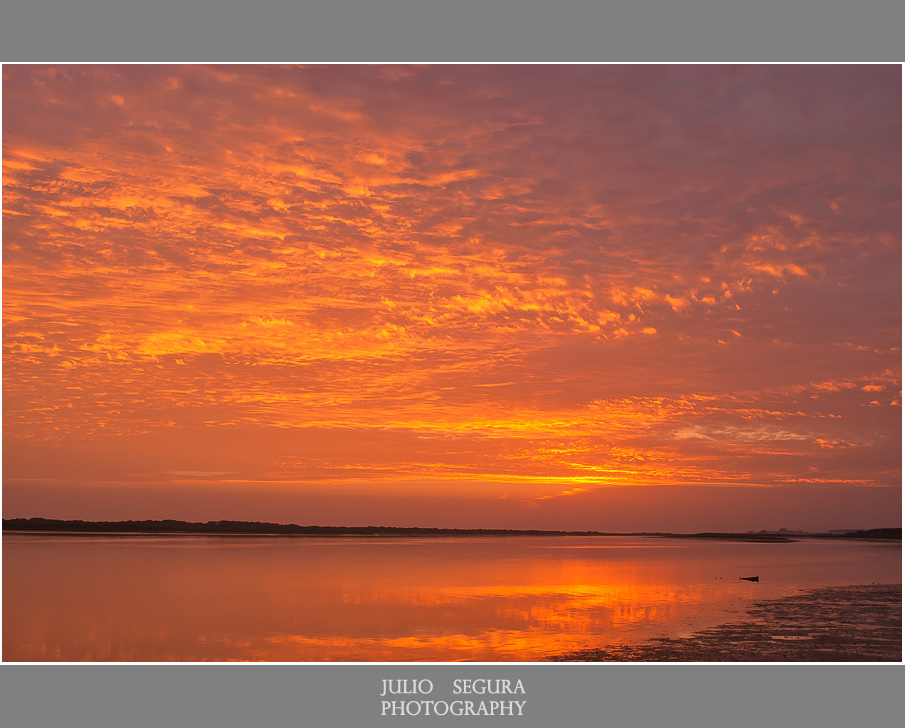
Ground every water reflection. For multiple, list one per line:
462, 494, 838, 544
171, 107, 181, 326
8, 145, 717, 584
3, 534, 900, 661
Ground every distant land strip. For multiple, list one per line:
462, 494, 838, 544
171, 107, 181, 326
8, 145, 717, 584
1, 518, 615, 537
2, 518, 900, 540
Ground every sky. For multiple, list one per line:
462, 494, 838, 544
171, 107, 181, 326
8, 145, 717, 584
2, 64, 901, 532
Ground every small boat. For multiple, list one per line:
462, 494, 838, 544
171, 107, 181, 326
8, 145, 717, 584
739, 576, 760, 582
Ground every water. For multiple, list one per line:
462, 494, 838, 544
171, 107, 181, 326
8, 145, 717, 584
2, 533, 900, 662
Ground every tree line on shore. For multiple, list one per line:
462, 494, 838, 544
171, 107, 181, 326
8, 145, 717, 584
1, 517, 614, 537
2, 518, 899, 539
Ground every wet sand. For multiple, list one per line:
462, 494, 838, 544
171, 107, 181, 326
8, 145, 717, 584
551, 584, 902, 662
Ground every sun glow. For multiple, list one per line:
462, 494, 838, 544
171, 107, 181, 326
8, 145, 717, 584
3, 65, 900, 531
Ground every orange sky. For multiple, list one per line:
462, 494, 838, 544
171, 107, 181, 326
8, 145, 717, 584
2, 65, 901, 531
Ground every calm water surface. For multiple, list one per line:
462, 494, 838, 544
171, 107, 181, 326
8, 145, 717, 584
3, 533, 900, 662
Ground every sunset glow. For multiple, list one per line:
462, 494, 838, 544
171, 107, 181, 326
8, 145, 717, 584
3, 65, 901, 531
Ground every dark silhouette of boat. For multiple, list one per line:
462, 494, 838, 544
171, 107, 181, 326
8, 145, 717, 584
739, 576, 760, 582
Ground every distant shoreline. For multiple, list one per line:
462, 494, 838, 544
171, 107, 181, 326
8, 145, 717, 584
3, 518, 900, 541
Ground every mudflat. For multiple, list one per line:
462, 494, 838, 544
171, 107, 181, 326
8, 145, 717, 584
552, 584, 902, 662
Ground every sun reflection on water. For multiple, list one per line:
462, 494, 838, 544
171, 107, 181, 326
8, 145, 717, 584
3, 534, 900, 661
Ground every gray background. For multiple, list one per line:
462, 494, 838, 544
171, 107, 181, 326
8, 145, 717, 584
1, 1, 902, 726
1, 0, 904, 61
1, 664, 903, 727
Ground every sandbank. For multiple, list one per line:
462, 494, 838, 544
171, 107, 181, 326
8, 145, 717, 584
551, 584, 902, 662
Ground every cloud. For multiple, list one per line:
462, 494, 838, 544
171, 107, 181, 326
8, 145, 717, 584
3, 65, 900, 529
